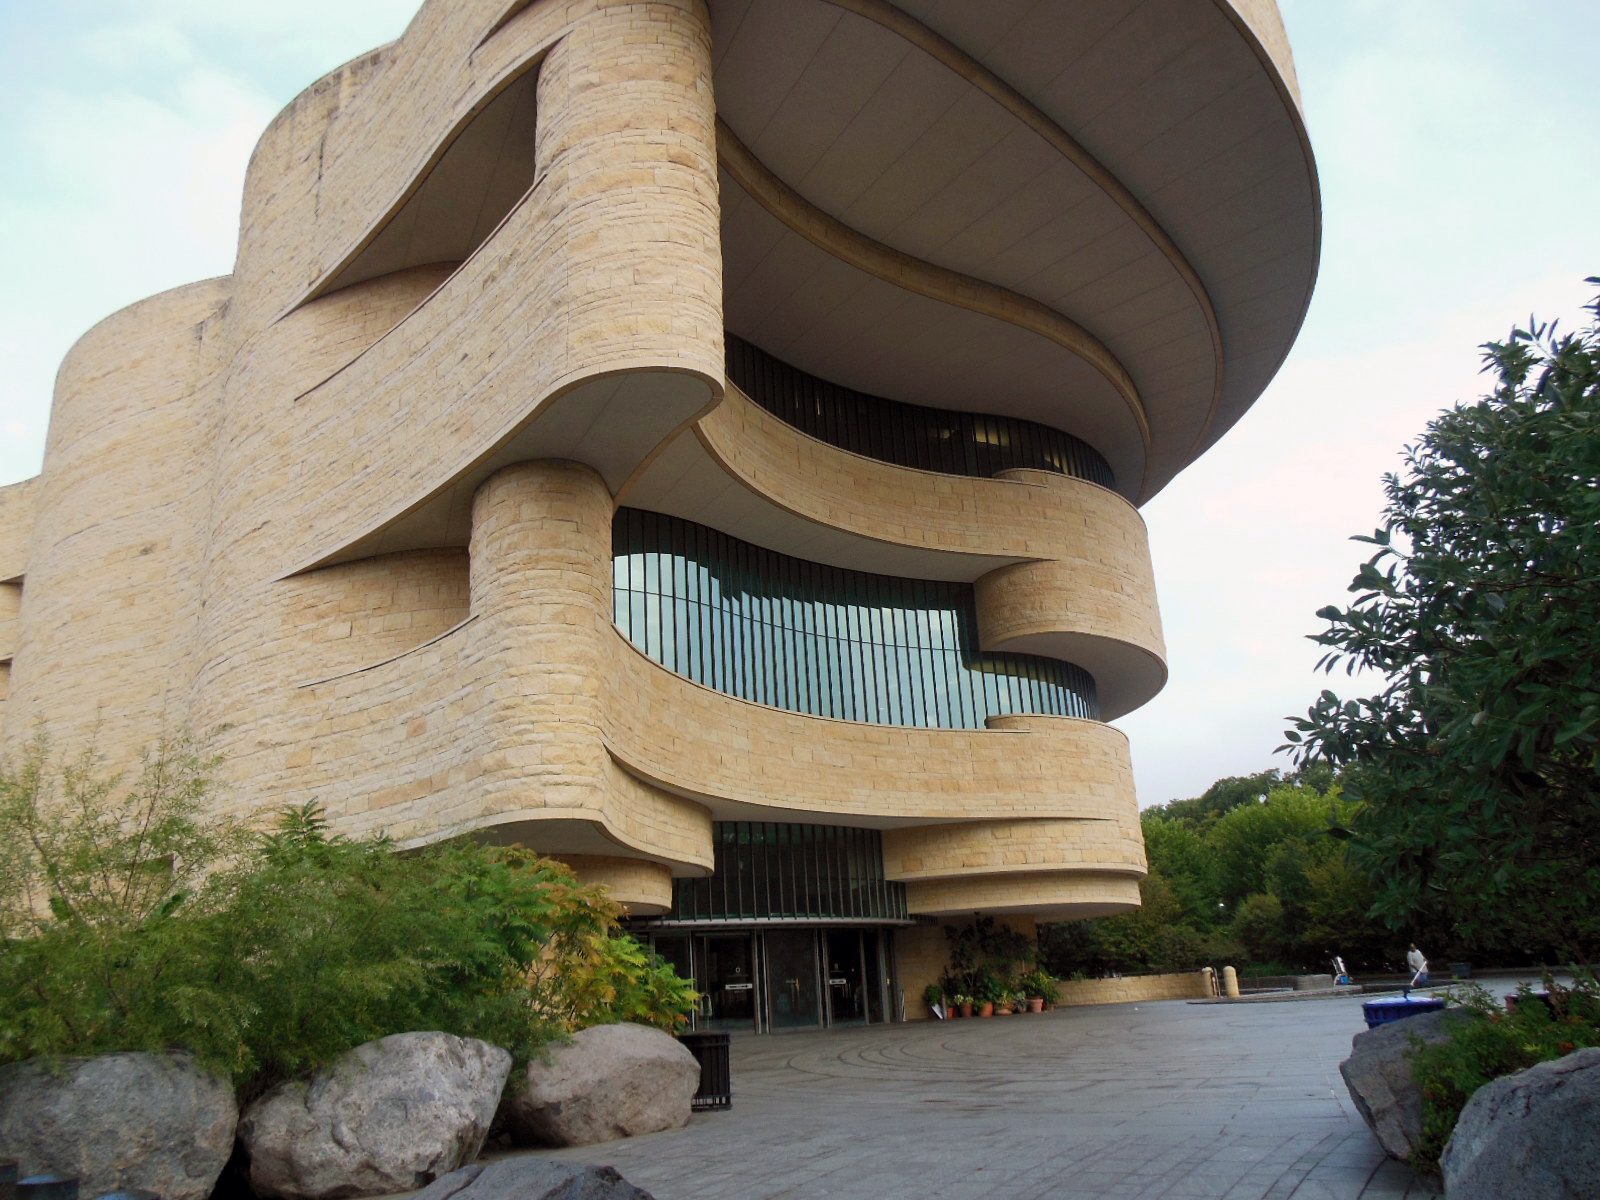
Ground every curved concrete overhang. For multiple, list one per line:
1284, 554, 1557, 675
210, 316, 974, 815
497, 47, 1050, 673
883, 818, 1147, 882
904, 871, 1142, 920
709, 0, 1318, 503
605, 636, 1140, 827
200, 0, 727, 580
623, 386, 1168, 718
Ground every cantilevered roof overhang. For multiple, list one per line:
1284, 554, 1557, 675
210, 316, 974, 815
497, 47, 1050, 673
709, 0, 1319, 504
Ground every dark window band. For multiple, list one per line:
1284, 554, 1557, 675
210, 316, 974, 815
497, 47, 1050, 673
654, 822, 909, 925
613, 507, 1099, 729
726, 334, 1115, 489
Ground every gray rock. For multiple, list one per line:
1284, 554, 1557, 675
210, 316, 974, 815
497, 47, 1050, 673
1339, 1007, 1473, 1161
413, 1157, 654, 1200
0, 1051, 237, 1200
1441, 1046, 1600, 1199
240, 1031, 512, 1200
503, 1023, 698, 1147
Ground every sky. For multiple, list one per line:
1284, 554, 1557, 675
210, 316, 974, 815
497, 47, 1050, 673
1, 1, 1597, 807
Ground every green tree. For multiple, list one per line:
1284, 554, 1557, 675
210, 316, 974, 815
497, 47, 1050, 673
1287, 284, 1600, 958
1229, 892, 1287, 965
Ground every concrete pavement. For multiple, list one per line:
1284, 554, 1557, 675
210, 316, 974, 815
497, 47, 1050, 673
537, 992, 1441, 1199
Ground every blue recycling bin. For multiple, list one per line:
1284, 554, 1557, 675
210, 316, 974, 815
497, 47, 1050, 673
1362, 995, 1446, 1029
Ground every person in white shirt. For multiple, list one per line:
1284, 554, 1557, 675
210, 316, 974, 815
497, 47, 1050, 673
1406, 943, 1430, 987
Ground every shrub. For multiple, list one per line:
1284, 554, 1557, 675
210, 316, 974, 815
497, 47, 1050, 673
1016, 968, 1059, 1003
0, 735, 696, 1096
1409, 973, 1600, 1172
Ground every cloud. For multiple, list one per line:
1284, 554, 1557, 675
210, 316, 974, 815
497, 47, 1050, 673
0, 4, 412, 487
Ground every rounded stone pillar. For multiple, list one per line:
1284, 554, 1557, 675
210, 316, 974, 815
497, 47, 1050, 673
469, 460, 615, 816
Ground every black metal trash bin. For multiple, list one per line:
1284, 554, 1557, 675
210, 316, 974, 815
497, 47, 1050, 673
677, 1031, 732, 1111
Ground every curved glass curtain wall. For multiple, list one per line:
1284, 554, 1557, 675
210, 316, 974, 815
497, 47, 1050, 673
726, 334, 1116, 489
663, 823, 909, 924
613, 507, 1098, 729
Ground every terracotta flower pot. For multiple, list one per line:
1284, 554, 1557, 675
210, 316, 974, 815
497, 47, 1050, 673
1028, 998, 1044, 1013
959, 1002, 973, 1018
978, 1001, 995, 1017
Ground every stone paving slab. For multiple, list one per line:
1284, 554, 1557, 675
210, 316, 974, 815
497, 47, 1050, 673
527, 993, 1444, 1199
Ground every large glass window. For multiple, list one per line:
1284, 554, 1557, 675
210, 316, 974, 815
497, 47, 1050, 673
614, 508, 1098, 729
661, 822, 909, 924
727, 334, 1116, 489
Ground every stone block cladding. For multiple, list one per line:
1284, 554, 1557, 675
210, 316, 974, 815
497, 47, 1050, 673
0, 0, 1315, 941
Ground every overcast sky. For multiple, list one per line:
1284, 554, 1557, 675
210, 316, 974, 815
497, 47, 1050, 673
2, 1, 1597, 807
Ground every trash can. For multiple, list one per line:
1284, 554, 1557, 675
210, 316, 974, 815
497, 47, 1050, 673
1, 1159, 18, 1200
1448, 962, 1473, 980
17, 1177, 78, 1200
1362, 996, 1446, 1029
676, 1031, 732, 1111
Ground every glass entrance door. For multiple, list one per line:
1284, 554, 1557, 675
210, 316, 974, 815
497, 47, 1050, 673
763, 929, 823, 1030
824, 929, 869, 1024
697, 933, 757, 1032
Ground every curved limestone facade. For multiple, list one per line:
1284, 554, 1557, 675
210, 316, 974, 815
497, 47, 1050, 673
0, 0, 1316, 1027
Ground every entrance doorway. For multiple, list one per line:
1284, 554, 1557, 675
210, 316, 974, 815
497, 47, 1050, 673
698, 933, 757, 1032
646, 927, 896, 1033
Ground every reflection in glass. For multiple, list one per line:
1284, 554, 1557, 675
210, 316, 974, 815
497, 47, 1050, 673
765, 929, 823, 1031
668, 822, 907, 924
727, 334, 1116, 488
614, 508, 1098, 730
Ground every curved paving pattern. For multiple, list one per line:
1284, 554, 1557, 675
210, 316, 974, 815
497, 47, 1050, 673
544, 996, 1440, 1199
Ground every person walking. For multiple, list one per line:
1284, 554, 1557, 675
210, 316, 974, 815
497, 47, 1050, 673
1406, 943, 1430, 987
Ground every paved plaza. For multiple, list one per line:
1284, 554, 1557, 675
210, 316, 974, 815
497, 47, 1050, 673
542, 993, 1441, 1200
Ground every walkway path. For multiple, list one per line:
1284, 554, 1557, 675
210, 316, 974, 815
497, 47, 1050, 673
542, 993, 1440, 1199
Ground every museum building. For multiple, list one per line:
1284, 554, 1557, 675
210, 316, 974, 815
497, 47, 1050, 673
0, 0, 1318, 1031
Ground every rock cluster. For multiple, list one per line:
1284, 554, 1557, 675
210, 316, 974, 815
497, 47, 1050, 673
239, 1032, 511, 1200
503, 1023, 700, 1147
0, 1052, 237, 1200
1338, 1007, 1470, 1161
0, 1024, 694, 1199
1441, 1046, 1600, 1199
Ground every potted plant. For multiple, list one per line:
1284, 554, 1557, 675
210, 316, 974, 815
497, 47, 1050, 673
956, 993, 973, 1018
922, 981, 947, 1018
973, 968, 1003, 1017
1019, 968, 1060, 1012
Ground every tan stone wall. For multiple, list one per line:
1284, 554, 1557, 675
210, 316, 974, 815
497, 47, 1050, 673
1, 278, 230, 762
0, 478, 35, 584
883, 818, 1146, 881
562, 854, 674, 916
684, 393, 1166, 717
904, 872, 1142, 920
2, 0, 1196, 941
1051, 971, 1214, 1007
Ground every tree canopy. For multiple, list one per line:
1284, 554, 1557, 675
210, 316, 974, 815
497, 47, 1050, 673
1041, 770, 1398, 978
1287, 280, 1600, 959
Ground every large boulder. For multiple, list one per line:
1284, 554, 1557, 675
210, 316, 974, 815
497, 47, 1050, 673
503, 1023, 699, 1147
240, 1032, 511, 1200
413, 1158, 654, 1200
0, 1051, 236, 1200
1441, 1046, 1600, 1199
1339, 1006, 1473, 1161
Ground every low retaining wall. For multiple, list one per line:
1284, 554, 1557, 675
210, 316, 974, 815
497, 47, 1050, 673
1053, 970, 1213, 1007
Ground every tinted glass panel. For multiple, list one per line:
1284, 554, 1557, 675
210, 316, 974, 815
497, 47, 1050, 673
669, 822, 909, 923
727, 334, 1116, 489
613, 508, 1098, 729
